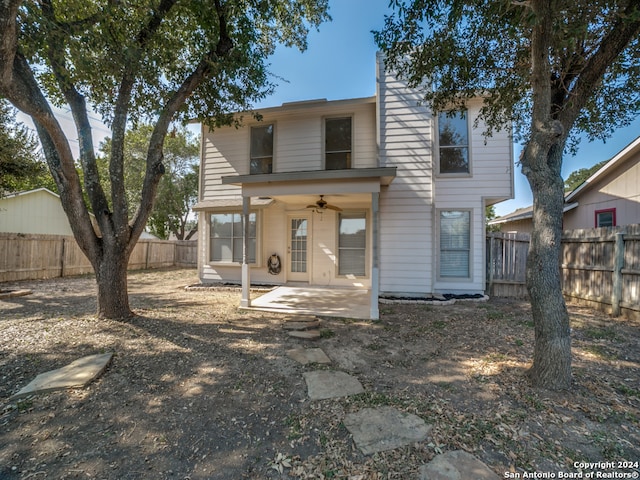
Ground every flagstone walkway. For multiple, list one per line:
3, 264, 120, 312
10, 315, 500, 477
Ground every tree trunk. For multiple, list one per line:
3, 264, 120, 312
94, 244, 133, 320
524, 144, 572, 390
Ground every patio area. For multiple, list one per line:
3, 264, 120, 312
248, 286, 371, 320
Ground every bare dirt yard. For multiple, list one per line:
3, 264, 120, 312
1, 268, 639, 479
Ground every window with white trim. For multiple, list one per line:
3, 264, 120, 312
250, 124, 273, 174
338, 212, 366, 276
438, 111, 469, 174
325, 117, 352, 170
210, 212, 256, 263
439, 210, 470, 278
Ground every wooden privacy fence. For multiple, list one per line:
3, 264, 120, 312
562, 225, 640, 318
486, 232, 530, 298
0, 233, 197, 283
487, 225, 640, 319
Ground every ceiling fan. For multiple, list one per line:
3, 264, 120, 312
306, 195, 342, 213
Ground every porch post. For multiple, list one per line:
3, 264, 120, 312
371, 192, 380, 320
241, 196, 251, 307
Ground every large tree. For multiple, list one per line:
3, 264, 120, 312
0, 0, 329, 319
0, 99, 50, 194
375, 1, 640, 389
97, 124, 200, 240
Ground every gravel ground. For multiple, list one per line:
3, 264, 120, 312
1, 268, 639, 479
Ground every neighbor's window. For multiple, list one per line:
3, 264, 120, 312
338, 212, 366, 276
325, 117, 352, 170
439, 210, 470, 278
595, 208, 616, 228
438, 110, 469, 174
210, 212, 256, 263
250, 124, 273, 174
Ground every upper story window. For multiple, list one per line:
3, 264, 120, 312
438, 110, 469, 174
325, 117, 352, 170
250, 124, 273, 174
595, 208, 616, 228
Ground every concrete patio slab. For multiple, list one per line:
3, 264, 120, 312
249, 286, 370, 319
303, 370, 364, 400
10, 352, 113, 400
287, 348, 331, 365
418, 450, 500, 479
344, 406, 432, 455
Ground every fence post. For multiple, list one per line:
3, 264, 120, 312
611, 232, 624, 317
488, 234, 495, 295
60, 237, 66, 278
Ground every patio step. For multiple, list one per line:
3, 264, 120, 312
288, 329, 322, 340
282, 315, 320, 331
283, 320, 321, 331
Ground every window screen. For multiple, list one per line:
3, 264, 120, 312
210, 212, 256, 263
438, 111, 469, 174
338, 213, 366, 276
439, 211, 470, 277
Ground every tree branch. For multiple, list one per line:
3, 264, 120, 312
559, 1, 640, 128
41, 0, 112, 237
131, 2, 234, 241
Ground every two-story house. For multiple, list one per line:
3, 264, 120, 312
194, 54, 514, 319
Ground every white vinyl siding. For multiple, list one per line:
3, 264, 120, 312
377, 52, 434, 295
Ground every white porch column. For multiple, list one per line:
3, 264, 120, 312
241, 196, 251, 307
370, 192, 380, 320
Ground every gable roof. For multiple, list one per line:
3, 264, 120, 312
491, 134, 640, 226
2, 187, 60, 200
489, 203, 578, 225
565, 135, 640, 202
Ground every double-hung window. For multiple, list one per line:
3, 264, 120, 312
210, 212, 256, 263
438, 111, 469, 174
595, 208, 616, 227
338, 212, 366, 276
439, 210, 470, 278
250, 124, 273, 174
325, 117, 352, 170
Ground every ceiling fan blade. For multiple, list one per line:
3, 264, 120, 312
306, 204, 317, 209
325, 204, 342, 211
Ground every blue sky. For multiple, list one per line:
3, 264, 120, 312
260, 0, 640, 217
17, 0, 639, 217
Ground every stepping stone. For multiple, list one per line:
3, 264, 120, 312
344, 406, 432, 455
287, 348, 331, 365
288, 330, 321, 340
418, 450, 500, 480
283, 320, 321, 331
0, 289, 32, 299
303, 370, 364, 400
10, 353, 113, 400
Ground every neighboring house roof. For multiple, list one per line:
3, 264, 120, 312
489, 203, 578, 226
1, 187, 97, 236
2, 187, 59, 200
490, 134, 640, 227
565, 135, 640, 202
